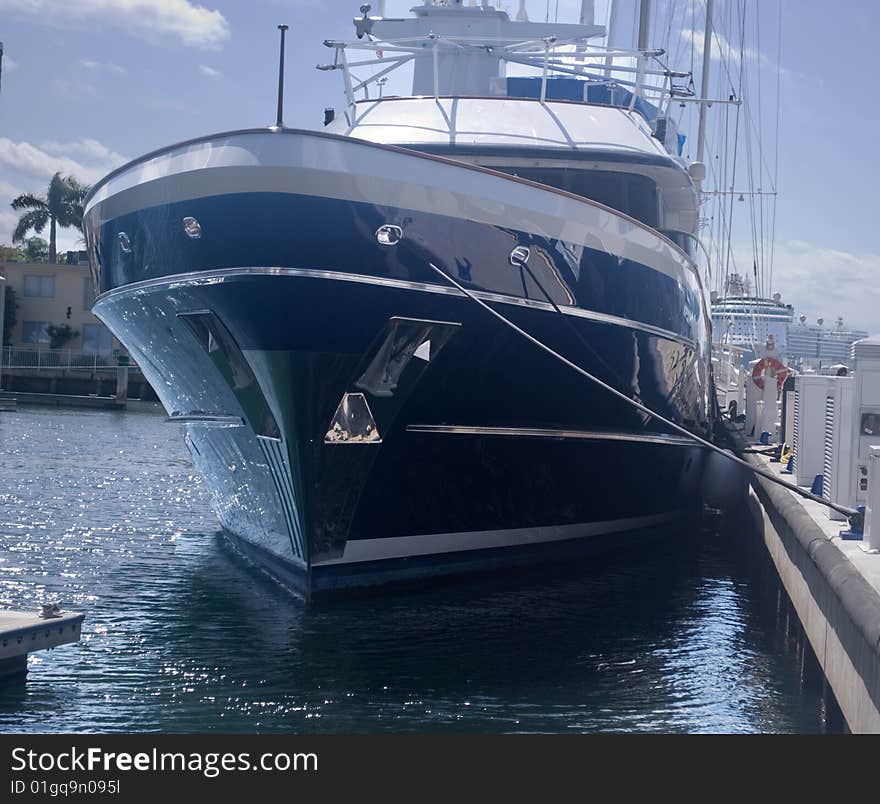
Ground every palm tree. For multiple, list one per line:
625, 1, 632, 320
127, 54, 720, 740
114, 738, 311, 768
11, 173, 90, 263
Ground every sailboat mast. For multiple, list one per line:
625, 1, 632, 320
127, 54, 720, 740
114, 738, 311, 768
603, 0, 622, 78
579, 0, 595, 25
637, 0, 651, 50
694, 0, 714, 195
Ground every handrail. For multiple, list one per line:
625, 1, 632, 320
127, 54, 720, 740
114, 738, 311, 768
1, 346, 138, 372
318, 33, 696, 122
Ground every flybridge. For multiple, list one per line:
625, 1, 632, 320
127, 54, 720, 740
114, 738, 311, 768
318, 0, 698, 130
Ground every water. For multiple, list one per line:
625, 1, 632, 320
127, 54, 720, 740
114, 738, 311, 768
0, 406, 832, 733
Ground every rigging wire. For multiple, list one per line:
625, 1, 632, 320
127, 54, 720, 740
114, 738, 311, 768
743, 55, 762, 301
769, 0, 783, 294
755, 0, 766, 297
722, 1, 745, 299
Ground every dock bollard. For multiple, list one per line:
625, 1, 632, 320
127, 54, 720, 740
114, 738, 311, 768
759, 363, 778, 442
840, 506, 865, 541
866, 446, 880, 552
115, 355, 129, 402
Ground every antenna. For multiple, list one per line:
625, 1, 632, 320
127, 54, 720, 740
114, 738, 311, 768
276, 24, 289, 128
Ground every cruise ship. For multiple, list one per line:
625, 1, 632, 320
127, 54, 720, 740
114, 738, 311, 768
82, 1, 713, 601
710, 273, 795, 363
786, 317, 869, 370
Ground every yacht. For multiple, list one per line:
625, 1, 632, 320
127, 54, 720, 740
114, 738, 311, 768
82, 1, 712, 601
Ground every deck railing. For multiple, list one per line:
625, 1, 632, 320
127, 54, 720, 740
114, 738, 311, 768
1, 346, 138, 373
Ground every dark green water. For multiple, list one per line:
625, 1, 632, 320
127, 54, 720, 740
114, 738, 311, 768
0, 406, 834, 732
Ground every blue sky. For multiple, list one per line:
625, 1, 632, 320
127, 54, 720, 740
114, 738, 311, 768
0, 0, 877, 332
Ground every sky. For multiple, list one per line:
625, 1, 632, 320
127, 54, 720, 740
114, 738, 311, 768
0, 0, 877, 332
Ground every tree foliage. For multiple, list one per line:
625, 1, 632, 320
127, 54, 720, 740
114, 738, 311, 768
0, 243, 21, 262
22, 236, 49, 262
46, 323, 79, 349
11, 173, 90, 263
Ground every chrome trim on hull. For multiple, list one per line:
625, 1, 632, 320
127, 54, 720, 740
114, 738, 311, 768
405, 424, 698, 447
95, 266, 697, 349
165, 414, 246, 427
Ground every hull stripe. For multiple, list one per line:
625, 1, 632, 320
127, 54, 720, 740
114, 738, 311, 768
96, 266, 697, 349
314, 510, 689, 566
84, 129, 698, 287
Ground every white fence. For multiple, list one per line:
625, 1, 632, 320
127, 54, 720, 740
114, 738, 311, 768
2, 346, 137, 372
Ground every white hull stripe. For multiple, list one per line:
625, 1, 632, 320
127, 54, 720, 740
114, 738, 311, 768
313, 511, 689, 566
85, 130, 697, 287
97, 266, 697, 349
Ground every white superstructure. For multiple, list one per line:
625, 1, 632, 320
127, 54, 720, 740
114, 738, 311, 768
710, 275, 794, 363
787, 318, 869, 370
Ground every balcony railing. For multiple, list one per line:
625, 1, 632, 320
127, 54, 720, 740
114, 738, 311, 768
1, 346, 138, 372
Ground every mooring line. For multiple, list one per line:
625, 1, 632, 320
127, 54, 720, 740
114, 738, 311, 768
426, 261, 859, 524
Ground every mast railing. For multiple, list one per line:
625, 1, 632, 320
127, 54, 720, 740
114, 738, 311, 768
319, 34, 698, 121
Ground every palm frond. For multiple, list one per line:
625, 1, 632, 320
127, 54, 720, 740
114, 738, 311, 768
12, 208, 49, 243
46, 172, 66, 212
53, 175, 92, 230
65, 177, 90, 201
11, 193, 47, 211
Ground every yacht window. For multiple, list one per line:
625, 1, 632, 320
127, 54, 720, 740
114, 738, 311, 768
490, 167, 659, 228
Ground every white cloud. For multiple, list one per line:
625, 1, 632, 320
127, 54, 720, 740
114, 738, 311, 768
53, 77, 99, 100
78, 59, 127, 75
769, 240, 880, 334
0, 137, 129, 248
0, 208, 19, 244
680, 28, 784, 77
56, 76, 103, 98
198, 64, 221, 79
39, 139, 129, 168
0, 137, 128, 186
0, 0, 230, 50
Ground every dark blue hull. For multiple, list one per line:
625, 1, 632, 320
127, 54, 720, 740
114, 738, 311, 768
85, 128, 712, 602
95, 267, 708, 601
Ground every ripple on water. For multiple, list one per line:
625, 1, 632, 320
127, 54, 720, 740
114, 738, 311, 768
0, 406, 827, 732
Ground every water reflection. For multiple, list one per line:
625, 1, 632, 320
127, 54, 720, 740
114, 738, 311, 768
0, 406, 832, 732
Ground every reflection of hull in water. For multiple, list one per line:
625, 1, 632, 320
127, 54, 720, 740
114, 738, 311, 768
85, 128, 711, 602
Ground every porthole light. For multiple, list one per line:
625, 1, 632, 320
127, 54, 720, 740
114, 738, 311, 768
509, 245, 530, 267
183, 216, 202, 239
375, 224, 402, 246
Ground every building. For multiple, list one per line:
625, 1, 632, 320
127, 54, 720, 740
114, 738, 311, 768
1, 254, 156, 401
0, 272, 5, 385
0, 253, 120, 354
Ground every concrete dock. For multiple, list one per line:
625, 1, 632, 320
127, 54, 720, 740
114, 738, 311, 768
0, 609, 85, 681
738, 437, 880, 732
